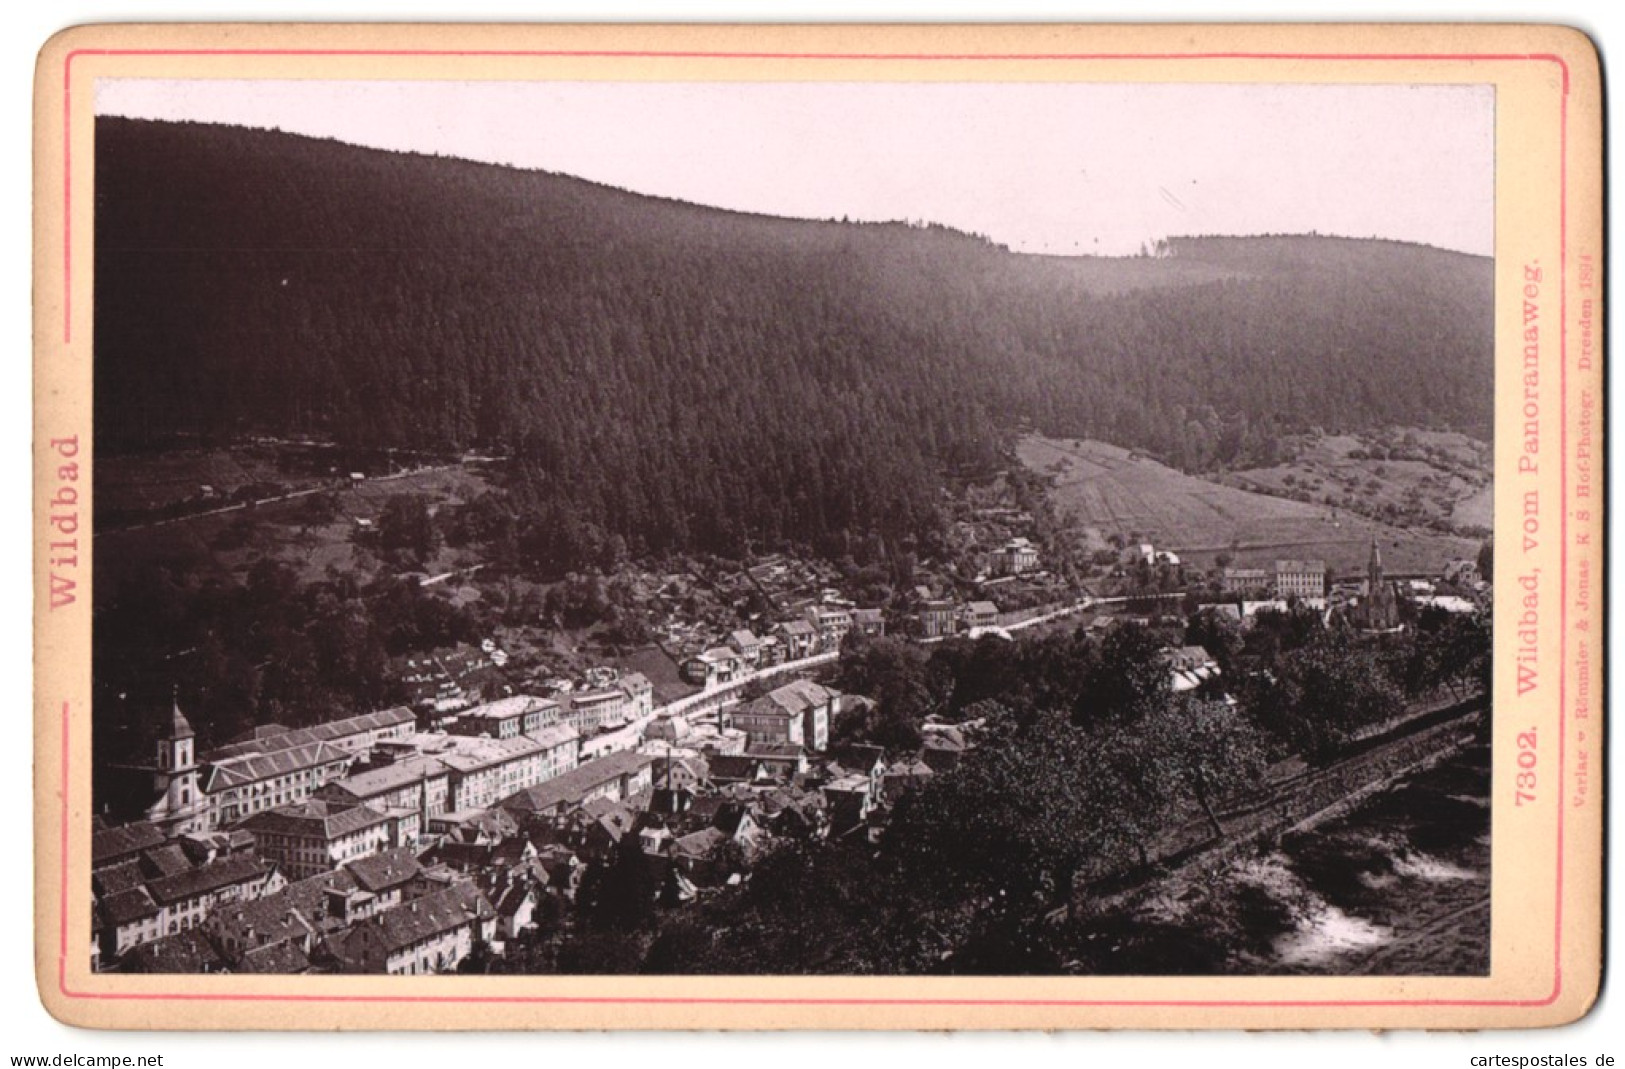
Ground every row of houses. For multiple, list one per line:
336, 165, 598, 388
917, 595, 1001, 639
137, 674, 654, 841
680, 610, 884, 687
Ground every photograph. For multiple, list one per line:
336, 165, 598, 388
85, 73, 1499, 981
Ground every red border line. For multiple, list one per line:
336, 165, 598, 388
56, 46, 1572, 1011
1554, 61, 1569, 997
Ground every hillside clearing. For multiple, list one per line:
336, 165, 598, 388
1017, 436, 1478, 576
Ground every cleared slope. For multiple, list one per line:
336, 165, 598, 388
1018, 437, 1477, 576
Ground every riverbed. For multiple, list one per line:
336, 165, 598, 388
1071, 742, 1491, 975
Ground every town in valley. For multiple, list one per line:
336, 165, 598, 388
90, 92, 1495, 978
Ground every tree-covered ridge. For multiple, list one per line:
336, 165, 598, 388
96, 118, 1492, 560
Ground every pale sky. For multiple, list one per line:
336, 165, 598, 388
95, 78, 1494, 257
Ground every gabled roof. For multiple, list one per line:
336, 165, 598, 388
147, 856, 271, 905
238, 800, 391, 841
346, 847, 422, 894
761, 679, 838, 716
140, 843, 195, 880
672, 826, 727, 860
208, 889, 322, 949
237, 939, 312, 974
92, 822, 166, 867
100, 886, 161, 925
124, 927, 222, 973
341, 883, 493, 958
320, 755, 448, 800
525, 723, 581, 750
456, 694, 557, 724
495, 750, 655, 816
429, 733, 546, 774
203, 741, 354, 792
93, 859, 146, 898
207, 708, 416, 761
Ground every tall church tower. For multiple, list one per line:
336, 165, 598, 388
1362, 538, 1400, 631
149, 696, 204, 833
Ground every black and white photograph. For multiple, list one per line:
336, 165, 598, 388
86, 73, 1498, 981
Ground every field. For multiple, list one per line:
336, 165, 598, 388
1214, 429, 1492, 536
95, 454, 498, 594
1017, 436, 1480, 577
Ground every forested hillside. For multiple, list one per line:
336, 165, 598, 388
96, 118, 1493, 561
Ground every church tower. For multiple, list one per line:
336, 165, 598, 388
1367, 538, 1386, 596
149, 695, 205, 833
1362, 538, 1400, 631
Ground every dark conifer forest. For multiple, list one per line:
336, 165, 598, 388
96, 118, 1492, 561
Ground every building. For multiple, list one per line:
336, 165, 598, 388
139, 705, 423, 833
806, 605, 855, 649
207, 707, 417, 762
1221, 568, 1271, 596
559, 686, 631, 735
990, 537, 1041, 576
1273, 559, 1327, 600
726, 629, 764, 666
334, 882, 496, 975
918, 599, 958, 639
239, 800, 401, 881
495, 750, 657, 822
423, 734, 551, 812
963, 601, 999, 630
852, 608, 885, 638
619, 672, 655, 720
1351, 540, 1403, 632
525, 722, 583, 784
97, 855, 281, 961
729, 679, 839, 752
1162, 645, 1222, 693
681, 646, 746, 688
144, 701, 206, 834
201, 740, 357, 831
447, 695, 559, 740
775, 619, 819, 660
313, 754, 452, 824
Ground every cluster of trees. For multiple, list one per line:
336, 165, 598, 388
97, 119, 1492, 569
91, 559, 483, 793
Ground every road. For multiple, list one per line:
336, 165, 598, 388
98, 463, 468, 536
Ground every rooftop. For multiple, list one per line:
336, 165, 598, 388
346, 846, 423, 894
207, 707, 415, 761
92, 822, 166, 867
146, 855, 270, 906
456, 694, 558, 723
322, 755, 448, 798
238, 800, 392, 841
203, 740, 354, 791
496, 750, 656, 816
340, 883, 493, 958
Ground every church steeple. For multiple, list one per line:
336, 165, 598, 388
151, 690, 204, 832
169, 691, 196, 743
156, 690, 196, 774
1368, 538, 1385, 591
